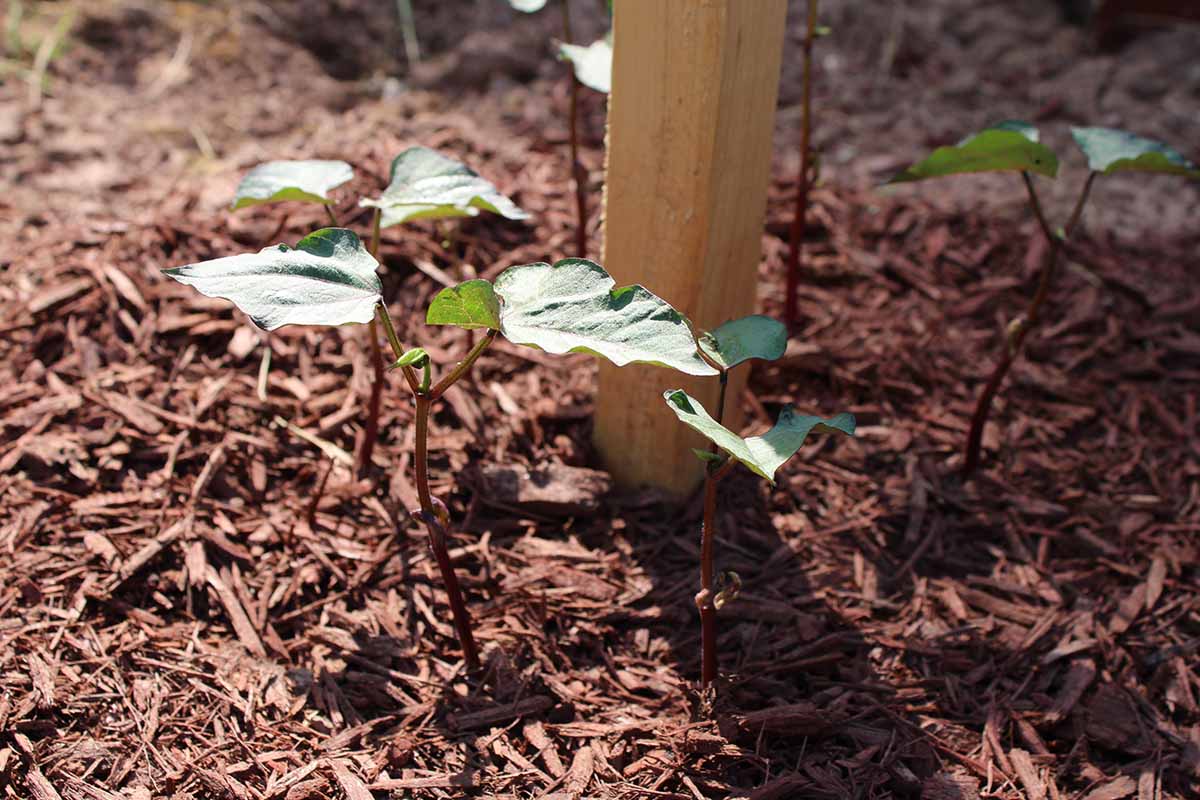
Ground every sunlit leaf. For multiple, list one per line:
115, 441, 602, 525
888, 121, 1058, 183
427, 279, 502, 330
360, 147, 529, 228
162, 228, 381, 331
1070, 126, 1200, 179
663, 389, 854, 483
494, 259, 717, 376
699, 315, 787, 370
559, 37, 612, 94
231, 160, 353, 209
510, 0, 547, 11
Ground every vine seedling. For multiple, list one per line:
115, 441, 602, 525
228, 151, 527, 478
164, 202, 715, 669
509, 0, 612, 258
663, 314, 855, 689
889, 122, 1200, 476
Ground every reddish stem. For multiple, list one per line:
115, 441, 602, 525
414, 393, 480, 670
562, 0, 587, 257
698, 472, 719, 687
697, 458, 735, 689
962, 171, 1095, 477
357, 318, 385, 478
784, 0, 818, 328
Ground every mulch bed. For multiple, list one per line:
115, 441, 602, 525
3, 2, 1199, 799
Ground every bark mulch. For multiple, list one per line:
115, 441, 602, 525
3, 2, 1199, 799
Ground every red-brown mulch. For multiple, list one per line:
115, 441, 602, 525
3, 2, 1199, 799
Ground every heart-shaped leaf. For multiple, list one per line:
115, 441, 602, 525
360, 147, 529, 228
494, 259, 717, 376
510, 0, 547, 11
663, 389, 854, 483
559, 37, 612, 94
1070, 126, 1200, 179
889, 121, 1058, 183
427, 279, 502, 330
162, 228, 382, 331
699, 315, 787, 370
231, 160, 353, 209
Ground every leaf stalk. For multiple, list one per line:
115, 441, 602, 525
962, 171, 1096, 476
561, 0, 588, 258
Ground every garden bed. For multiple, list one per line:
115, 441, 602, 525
2, 1, 1198, 798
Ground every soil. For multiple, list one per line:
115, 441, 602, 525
2, 1, 1199, 799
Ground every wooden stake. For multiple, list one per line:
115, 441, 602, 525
594, 0, 788, 495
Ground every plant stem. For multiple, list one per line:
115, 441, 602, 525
431, 330, 497, 400
395, 0, 420, 68
375, 296, 420, 396
714, 370, 729, 427
784, 0, 818, 329
413, 391, 480, 670
707, 369, 729, 457
369, 207, 383, 257
698, 471, 719, 687
357, 317, 386, 478
305, 458, 335, 528
324, 204, 339, 228
356, 206, 390, 477
697, 456, 737, 689
376, 303, 405, 359
962, 171, 1096, 477
561, 0, 588, 258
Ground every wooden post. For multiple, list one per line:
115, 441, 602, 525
594, 0, 788, 495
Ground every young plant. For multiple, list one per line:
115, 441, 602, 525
889, 122, 1199, 476
227, 150, 527, 479
665, 314, 855, 688
510, 0, 612, 258
164, 220, 714, 668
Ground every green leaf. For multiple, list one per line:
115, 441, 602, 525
699, 315, 787, 370
663, 389, 854, 483
392, 347, 428, 368
427, 279, 502, 330
1070, 126, 1200, 179
888, 121, 1059, 183
510, 0, 547, 11
494, 259, 717, 376
559, 37, 612, 94
360, 147, 529, 228
162, 228, 382, 331
231, 160, 353, 209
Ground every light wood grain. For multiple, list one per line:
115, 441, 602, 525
594, 0, 788, 494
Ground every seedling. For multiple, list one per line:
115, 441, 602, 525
664, 314, 855, 688
227, 151, 527, 478
165, 207, 714, 668
889, 123, 1199, 476
509, 0, 612, 257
